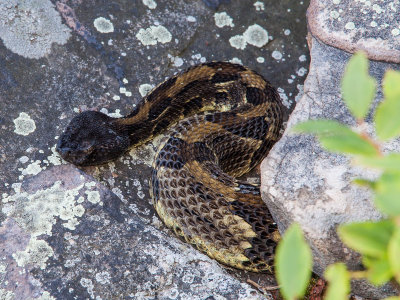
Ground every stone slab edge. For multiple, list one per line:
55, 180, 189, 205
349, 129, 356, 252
307, 0, 400, 63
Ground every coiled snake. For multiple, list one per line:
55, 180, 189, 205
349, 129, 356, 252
57, 62, 284, 272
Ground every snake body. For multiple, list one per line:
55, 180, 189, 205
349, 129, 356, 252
57, 62, 284, 272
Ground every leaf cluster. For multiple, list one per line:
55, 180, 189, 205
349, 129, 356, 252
275, 52, 400, 299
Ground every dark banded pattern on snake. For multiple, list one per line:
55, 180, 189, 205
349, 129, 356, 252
56, 62, 284, 272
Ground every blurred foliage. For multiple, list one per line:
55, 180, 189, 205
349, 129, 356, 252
275, 52, 400, 299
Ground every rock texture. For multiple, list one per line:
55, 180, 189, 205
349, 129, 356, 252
307, 0, 400, 63
0, 0, 310, 299
1, 165, 266, 299
261, 2, 400, 298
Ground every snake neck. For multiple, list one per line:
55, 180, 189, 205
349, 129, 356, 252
112, 99, 171, 148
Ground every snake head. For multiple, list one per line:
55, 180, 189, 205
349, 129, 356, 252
56, 111, 130, 166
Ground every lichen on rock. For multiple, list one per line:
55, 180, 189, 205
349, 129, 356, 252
0, 0, 70, 58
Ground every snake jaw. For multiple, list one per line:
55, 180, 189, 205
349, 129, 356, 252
56, 110, 130, 166
56, 141, 95, 166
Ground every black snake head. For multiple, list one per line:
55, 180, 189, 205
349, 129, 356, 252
56, 111, 130, 166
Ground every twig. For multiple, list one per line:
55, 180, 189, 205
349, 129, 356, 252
246, 278, 280, 293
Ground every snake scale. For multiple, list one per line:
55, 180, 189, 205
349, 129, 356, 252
57, 62, 284, 272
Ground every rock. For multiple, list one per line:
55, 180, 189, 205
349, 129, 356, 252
1, 165, 268, 299
0, 0, 311, 298
307, 0, 400, 63
262, 0, 400, 296
260, 35, 400, 299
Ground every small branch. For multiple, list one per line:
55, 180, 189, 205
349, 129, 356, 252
246, 279, 280, 293
357, 119, 383, 156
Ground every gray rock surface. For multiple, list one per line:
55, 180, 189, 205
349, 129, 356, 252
260, 33, 400, 299
307, 0, 400, 63
1, 165, 266, 299
0, 0, 310, 299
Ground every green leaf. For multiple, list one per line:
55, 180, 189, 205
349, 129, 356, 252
275, 223, 312, 300
324, 263, 350, 300
367, 256, 393, 285
293, 120, 377, 156
338, 220, 394, 258
384, 297, 400, 300
353, 178, 376, 189
375, 172, 400, 216
356, 153, 400, 173
375, 70, 400, 140
319, 135, 376, 157
341, 51, 376, 120
388, 227, 400, 284
293, 119, 349, 136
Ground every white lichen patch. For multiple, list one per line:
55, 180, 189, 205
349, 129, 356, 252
13, 238, 54, 269
19, 155, 29, 164
3, 179, 103, 275
299, 54, 307, 62
272, 50, 283, 60
37, 291, 56, 300
229, 24, 269, 50
93, 17, 114, 33
1, 180, 100, 237
229, 57, 243, 65
214, 12, 234, 28
136, 25, 172, 46
142, 0, 157, 9
171, 56, 184, 67
0, 289, 14, 300
100, 108, 123, 118
139, 84, 155, 97
133, 179, 145, 199
47, 145, 65, 166
229, 35, 246, 50
80, 278, 95, 299
13, 112, 36, 136
0, 0, 71, 59
95, 271, 111, 284
253, 1, 265, 11
20, 160, 42, 176
86, 190, 101, 204
277, 87, 290, 108
330, 10, 340, 19
256, 57, 265, 63
372, 4, 383, 14
243, 24, 269, 47
392, 28, 400, 36
65, 257, 81, 268
345, 21, 355, 30
119, 87, 132, 97
296, 67, 307, 77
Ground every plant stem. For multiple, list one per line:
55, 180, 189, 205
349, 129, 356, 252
349, 270, 368, 279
